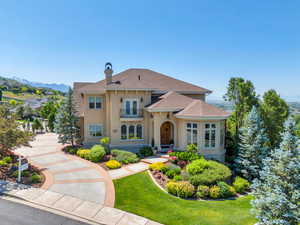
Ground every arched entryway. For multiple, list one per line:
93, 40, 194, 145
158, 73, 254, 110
160, 121, 174, 146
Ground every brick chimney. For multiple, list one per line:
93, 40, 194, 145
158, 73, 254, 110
104, 62, 113, 85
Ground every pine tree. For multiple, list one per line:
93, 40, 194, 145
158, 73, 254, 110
235, 106, 269, 180
251, 117, 300, 225
54, 88, 80, 146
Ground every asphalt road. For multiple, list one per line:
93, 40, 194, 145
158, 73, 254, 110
0, 198, 91, 225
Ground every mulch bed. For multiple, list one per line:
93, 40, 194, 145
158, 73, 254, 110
150, 170, 169, 188
0, 154, 44, 188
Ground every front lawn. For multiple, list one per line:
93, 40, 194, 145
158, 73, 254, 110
114, 171, 256, 225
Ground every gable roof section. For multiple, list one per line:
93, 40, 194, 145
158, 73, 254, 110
147, 91, 194, 112
75, 69, 212, 94
175, 99, 231, 119
146, 91, 230, 119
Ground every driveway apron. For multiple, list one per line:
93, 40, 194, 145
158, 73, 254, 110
14, 133, 114, 207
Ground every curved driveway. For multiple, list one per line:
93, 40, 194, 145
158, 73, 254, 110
15, 133, 114, 207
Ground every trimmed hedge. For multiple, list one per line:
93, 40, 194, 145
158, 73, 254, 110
89, 145, 106, 162
111, 149, 139, 164
139, 146, 153, 157
106, 160, 121, 169
169, 151, 202, 162
233, 177, 250, 194
188, 160, 231, 186
186, 158, 210, 175
166, 181, 195, 198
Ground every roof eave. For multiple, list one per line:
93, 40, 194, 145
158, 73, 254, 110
175, 115, 230, 120
146, 107, 183, 113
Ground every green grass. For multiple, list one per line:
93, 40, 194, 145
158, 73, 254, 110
114, 171, 256, 225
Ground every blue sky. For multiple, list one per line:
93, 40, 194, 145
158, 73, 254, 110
0, 0, 299, 100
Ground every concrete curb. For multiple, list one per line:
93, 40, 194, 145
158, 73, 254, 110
2, 191, 104, 225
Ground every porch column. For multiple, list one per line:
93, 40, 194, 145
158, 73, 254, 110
153, 114, 161, 151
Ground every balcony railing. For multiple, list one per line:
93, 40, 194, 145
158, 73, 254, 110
120, 108, 143, 118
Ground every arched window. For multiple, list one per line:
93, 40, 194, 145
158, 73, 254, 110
136, 124, 143, 139
121, 125, 127, 140
129, 125, 135, 139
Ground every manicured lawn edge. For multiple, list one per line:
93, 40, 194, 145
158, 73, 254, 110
114, 171, 256, 225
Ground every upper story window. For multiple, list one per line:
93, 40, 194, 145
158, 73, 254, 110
89, 124, 103, 137
89, 96, 102, 109
186, 123, 198, 146
124, 99, 138, 115
205, 123, 216, 148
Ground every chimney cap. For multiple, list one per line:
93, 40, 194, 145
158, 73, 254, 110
105, 62, 112, 70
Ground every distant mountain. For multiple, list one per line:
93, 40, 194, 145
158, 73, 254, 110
12, 76, 70, 93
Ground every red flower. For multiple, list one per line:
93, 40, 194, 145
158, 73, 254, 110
167, 150, 173, 154
170, 156, 177, 161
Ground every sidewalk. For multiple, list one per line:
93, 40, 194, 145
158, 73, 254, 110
0, 180, 161, 225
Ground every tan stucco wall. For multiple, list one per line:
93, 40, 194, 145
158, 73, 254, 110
83, 94, 107, 143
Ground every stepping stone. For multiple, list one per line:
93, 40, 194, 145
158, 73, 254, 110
126, 162, 149, 173
94, 207, 125, 225
141, 157, 168, 164
108, 168, 132, 179
53, 195, 83, 212
73, 201, 103, 218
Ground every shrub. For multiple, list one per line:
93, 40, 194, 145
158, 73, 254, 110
180, 171, 190, 181
161, 166, 169, 174
209, 185, 221, 199
169, 151, 202, 162
233, 176, 250, 194
105, 160, 121, 169
76, 149, 91, 160
217, 182, 236, 198
30, 173, 41, 183
186, 144, 198, 153
139, 146, 153, 157
100, 137, 110, 153
177, 160, 187, 168
186, 158, 210, 175
22, 170, 31, 177
166, 181, 194, 198
196, 185, 210, 198
188, 160, 232, 186
173, 175, 182, 181
166, 170, 177, 179
3, 156, 12, 163
111, 149, 139, 164
149, 162, 166, 171
89, 145, 106, 162
0, 160, 7, 166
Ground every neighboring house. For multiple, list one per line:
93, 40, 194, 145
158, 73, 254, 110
74, 63, 230, 161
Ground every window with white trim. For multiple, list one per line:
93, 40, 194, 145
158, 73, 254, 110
205, 123, 216, 148
186, 123, 198, 146
120, 124, 143, 140
88, 96, 102, 109
89, 124, 103, 137
220, 127, 225, 147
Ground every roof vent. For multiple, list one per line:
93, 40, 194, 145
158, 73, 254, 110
115, 81, 121, 85
138, 75, 141, 80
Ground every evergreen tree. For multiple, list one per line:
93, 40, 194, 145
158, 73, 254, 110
251, 118, 300, 225
235, 106, 269, 180
54, 88, 80, 146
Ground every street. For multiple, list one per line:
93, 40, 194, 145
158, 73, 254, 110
0, 198, 91, 225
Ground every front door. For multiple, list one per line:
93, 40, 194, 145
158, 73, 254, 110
160, 122, 172, 145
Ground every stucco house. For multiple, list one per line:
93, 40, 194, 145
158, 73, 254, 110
74, 63, 230, 161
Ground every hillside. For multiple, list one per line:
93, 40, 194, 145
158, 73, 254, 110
0, 76, 65, 108
12, 76, 69, 93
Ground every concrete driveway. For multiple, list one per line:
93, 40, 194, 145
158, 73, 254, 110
15, 133, 114, 206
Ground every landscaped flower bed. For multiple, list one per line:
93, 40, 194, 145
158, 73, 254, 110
149, 151, 250, 200
62, 137, 151, 170
0, 154, 44, 187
